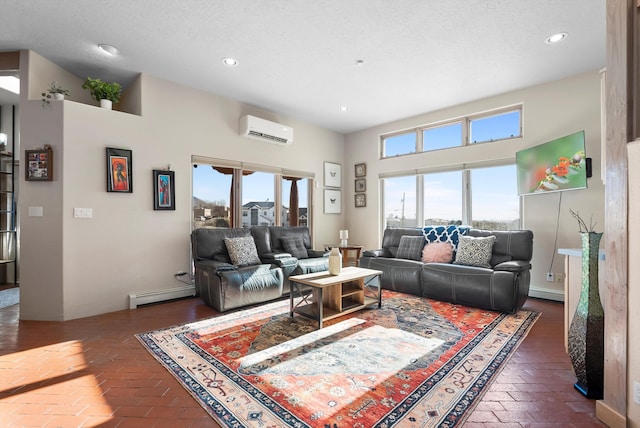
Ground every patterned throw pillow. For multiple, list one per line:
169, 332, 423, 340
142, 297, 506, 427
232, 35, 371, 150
453, 235, 496, 268
224, 236, 261, 266
396, 235, 426, 261
422, 225, 470, 247
422, 242, 454, 263
280, 236, 309, 259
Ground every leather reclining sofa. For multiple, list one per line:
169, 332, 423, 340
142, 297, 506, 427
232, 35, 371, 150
191, 226, 329, 312
359, 226, 534, 313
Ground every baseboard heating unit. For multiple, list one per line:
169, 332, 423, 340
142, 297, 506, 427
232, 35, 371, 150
129, 285, 196, 309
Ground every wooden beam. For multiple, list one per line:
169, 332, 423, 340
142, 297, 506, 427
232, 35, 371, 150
599, 0, 633, 422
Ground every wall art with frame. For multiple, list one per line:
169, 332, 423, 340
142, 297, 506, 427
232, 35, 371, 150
355, 162, 366, 177
324, 189, 341, 214
25, 147, 53, 181
355, 193, 366, 208
324, 161, 341, 188
153, 170, 175, 210
106, 147, 132, 193
355, 178, 366, 192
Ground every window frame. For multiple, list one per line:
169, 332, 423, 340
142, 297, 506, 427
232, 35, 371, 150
191, 156, 314, 231
380, 104, 523, 159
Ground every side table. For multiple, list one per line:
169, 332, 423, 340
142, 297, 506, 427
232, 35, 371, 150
325, 244, 363, 267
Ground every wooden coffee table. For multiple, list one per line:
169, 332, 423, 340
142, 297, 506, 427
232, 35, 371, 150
289, 266, 383, 328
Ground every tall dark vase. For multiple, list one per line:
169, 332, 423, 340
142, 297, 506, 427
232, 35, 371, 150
567, 231, 604, 399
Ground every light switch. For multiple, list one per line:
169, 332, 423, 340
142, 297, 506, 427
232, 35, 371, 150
28, 206, 44, 217
73, 208, 93, 219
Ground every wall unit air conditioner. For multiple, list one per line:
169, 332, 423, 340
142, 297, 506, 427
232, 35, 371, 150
239, 115, 293, 145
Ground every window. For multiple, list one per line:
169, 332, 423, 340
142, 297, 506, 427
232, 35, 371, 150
192, 158, 313, 230
470, 165, 519, 230
423, 171, 463, 225
381, 105, 522, 158
383, 175, 417, 228
382, 132, 416, 158
192, 165, 233, 228
282, 176, 309, 226
383, 164, 520, 231
422, 122, 462, 152
470, 109, 521, 143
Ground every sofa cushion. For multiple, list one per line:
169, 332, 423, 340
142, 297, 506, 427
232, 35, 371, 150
281, 235, 309, 259
224, 236, 261, 266
396, 235, 425, 260
422, 242, 454, 263
453, 235, 496, 268
423, 225, 470, 247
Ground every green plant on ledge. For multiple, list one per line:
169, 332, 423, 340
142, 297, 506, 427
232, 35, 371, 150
41, 82, 70, 106
81, 77, 122, 103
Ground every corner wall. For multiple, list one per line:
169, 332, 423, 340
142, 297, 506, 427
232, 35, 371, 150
344, 70, 604, 300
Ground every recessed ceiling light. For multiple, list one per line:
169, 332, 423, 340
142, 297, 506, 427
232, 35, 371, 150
545, 32, 568, 44
222, 57, 238, 66
98, 44, 119, 56
340, 106, 349, 112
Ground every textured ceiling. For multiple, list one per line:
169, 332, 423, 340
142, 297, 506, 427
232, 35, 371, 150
0, 0, 605, 133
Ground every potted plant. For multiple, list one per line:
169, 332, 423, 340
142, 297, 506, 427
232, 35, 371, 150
81, 77, 122, 110
41, 82, 70, 106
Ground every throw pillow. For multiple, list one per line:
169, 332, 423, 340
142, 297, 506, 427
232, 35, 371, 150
224, 236, 261, 266
422, 225, 470, 247
396, 235, 426, 261
422, 242, 454, 263
280, 235, 309, 259
453, 235, 496, 268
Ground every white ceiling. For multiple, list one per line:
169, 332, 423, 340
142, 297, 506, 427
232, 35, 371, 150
0, 0, 605, 134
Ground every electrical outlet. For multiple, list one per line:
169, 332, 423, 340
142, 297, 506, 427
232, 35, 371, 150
634, 381, 640, 404
546, 272, 555, 282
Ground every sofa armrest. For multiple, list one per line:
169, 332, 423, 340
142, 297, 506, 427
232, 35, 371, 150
194, 259, 236, 273
362, 248, 392, 258
260, 252, 293, 261
307, 249, 330, 258
493, 260, 531, 273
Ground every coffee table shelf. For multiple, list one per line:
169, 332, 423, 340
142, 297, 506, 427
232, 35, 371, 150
289, 266, 383, 328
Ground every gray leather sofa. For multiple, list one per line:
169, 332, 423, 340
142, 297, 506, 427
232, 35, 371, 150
191, 226, 329, 312
359, 227, 534, 313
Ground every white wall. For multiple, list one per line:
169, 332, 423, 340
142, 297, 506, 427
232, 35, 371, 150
19, 51, 345, 320
344, 70, 604, 300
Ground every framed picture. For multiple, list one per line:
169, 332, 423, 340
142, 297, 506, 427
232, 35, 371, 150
106, 147, 132, 193
324, 189, 341, 214
153, 170, 175, 210
355, 193, 366, 208
355, 162, 366, 177
355, 178, 366, 192
25, 148, 53, 181
324, 161, 341, 188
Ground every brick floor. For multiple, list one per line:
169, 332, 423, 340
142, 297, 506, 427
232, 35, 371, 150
0, 289, 606, 427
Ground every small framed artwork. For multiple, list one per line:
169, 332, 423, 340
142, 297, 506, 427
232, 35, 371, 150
153, 170, 175, 210
324, 161, 341, 188
25, 148, 53, 181
106, 147, 132, 193
355, 193, 366, 208
324, 189, 341, 214
355, 178, 366, 192
355, 162, 366, 177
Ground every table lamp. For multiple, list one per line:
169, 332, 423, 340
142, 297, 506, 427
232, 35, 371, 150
339, 229, 348, 247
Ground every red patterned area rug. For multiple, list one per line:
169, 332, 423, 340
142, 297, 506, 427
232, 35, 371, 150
137, 290, 539, 427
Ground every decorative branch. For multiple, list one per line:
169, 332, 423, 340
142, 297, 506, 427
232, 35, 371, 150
569, 209, 597, 233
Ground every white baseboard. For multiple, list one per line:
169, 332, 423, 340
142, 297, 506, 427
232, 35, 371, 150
528, 286, 564, 302
129, 285, 196, 309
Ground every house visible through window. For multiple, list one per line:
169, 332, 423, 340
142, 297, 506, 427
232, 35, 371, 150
192, 158, 312, 230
